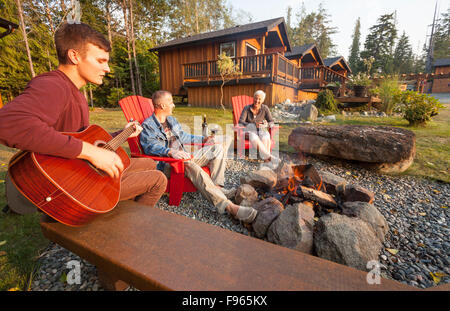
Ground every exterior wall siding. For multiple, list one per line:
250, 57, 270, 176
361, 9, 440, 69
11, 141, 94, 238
431, 78, 450, 93
186, 83, 316, 107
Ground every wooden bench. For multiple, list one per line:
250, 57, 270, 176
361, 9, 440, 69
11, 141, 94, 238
40, 200, 419, 291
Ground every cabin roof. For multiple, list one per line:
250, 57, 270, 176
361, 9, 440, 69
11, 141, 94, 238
149, 17, 291, 52
433, 58, 450, 67
324, 56, 352, 73
284, 43, 324, 65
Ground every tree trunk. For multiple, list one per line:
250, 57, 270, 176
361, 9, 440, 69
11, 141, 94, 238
220, 78, 226, 111
122, 0, 136, 95
83, 87, 88, 102
47, 49, 52, 71
194, 0, 199, 33
89, 84, 94, 108
44, 0, 55, 34
128, 0, 142, 95
15, 0, 35, 78
105, 0, 113, 53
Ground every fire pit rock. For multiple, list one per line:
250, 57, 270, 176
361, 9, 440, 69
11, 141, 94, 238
274, 162, 295, 189
234, 184, 259, 205
314, 213, 382, 271
266, 203, 315, 254
252, 197, 284, 238
341, 201, 389, 242
319, 171, 347, 195
240, 168, 277, 190
319, 170, 374, 203
288, 125, 416, 173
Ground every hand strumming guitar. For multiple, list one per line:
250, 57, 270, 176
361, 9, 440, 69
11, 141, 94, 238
76, 122, 142, 179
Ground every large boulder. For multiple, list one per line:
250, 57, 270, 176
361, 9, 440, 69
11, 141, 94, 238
288, 125, 416, 173
314, 213, 382, 271
267, 203, 315, 254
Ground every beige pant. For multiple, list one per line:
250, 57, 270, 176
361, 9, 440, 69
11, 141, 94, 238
165, 136, 233, 214
247, 130, 271, 160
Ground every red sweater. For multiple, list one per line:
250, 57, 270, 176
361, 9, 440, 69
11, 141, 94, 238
0, 70, 88, 158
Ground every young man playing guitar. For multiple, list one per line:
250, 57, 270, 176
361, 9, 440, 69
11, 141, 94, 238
0, 22, 167, 213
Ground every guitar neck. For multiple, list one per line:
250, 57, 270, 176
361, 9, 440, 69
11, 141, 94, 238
105, 126, 136, 151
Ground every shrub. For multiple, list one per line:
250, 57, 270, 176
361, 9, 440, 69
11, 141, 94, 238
394, 91, 444, 126
371, 77, 402, 114
348, 72, 372, 87
316, 89, 338, 114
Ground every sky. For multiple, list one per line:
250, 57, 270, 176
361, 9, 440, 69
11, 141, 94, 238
228, 0, 450, 58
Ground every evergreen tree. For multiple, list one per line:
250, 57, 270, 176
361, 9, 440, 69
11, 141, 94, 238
286, 6, 293, 40
360, 13, 397, 74
167, 0, 236, 39
393, 31, 414, 74
290, 3, 337, 58
433, 7, 450, 59
348, 17, 361, 73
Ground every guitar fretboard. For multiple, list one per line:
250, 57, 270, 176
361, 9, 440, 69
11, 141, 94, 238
103, 126, 136, 151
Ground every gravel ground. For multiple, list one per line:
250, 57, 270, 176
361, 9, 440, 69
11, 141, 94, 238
30, 153, 449, 290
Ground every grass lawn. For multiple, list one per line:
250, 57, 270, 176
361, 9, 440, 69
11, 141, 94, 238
0, 103, 448, 290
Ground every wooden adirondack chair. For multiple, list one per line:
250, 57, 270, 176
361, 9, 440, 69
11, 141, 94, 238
118, 95, 210, 206
231, 95, 279, 158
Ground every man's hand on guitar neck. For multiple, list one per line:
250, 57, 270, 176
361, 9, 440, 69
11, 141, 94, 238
77, 142, 124, 179
125, 121, 143, 138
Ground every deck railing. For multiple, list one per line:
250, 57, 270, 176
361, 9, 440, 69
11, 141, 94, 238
183, 53, 347, 89
183, 54, 274, 81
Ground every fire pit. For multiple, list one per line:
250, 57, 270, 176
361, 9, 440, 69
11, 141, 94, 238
234, 161, 389, 272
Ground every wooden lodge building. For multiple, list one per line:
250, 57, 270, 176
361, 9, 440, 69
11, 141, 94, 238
431, 58, 450, 93
149, 17, 350, 107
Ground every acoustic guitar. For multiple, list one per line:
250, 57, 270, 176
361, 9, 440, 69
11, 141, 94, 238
7, 124, 134, 227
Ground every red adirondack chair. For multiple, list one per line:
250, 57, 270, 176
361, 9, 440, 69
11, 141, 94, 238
231, 95, 279, 158
118, 95, 210, 206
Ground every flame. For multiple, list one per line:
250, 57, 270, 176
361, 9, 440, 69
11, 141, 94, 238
288, 178, 296, 192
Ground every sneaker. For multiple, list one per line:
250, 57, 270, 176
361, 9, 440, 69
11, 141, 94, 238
235, 206, 258, 223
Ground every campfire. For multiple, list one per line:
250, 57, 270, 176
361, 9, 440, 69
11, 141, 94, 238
260, 163, 341, 218
235, 159, 386, 273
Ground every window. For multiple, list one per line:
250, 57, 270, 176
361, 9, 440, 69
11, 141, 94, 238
245, 43, 258, 56
220, 42, 235, 58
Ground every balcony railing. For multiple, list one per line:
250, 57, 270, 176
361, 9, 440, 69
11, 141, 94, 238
182, 53, 347, 89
